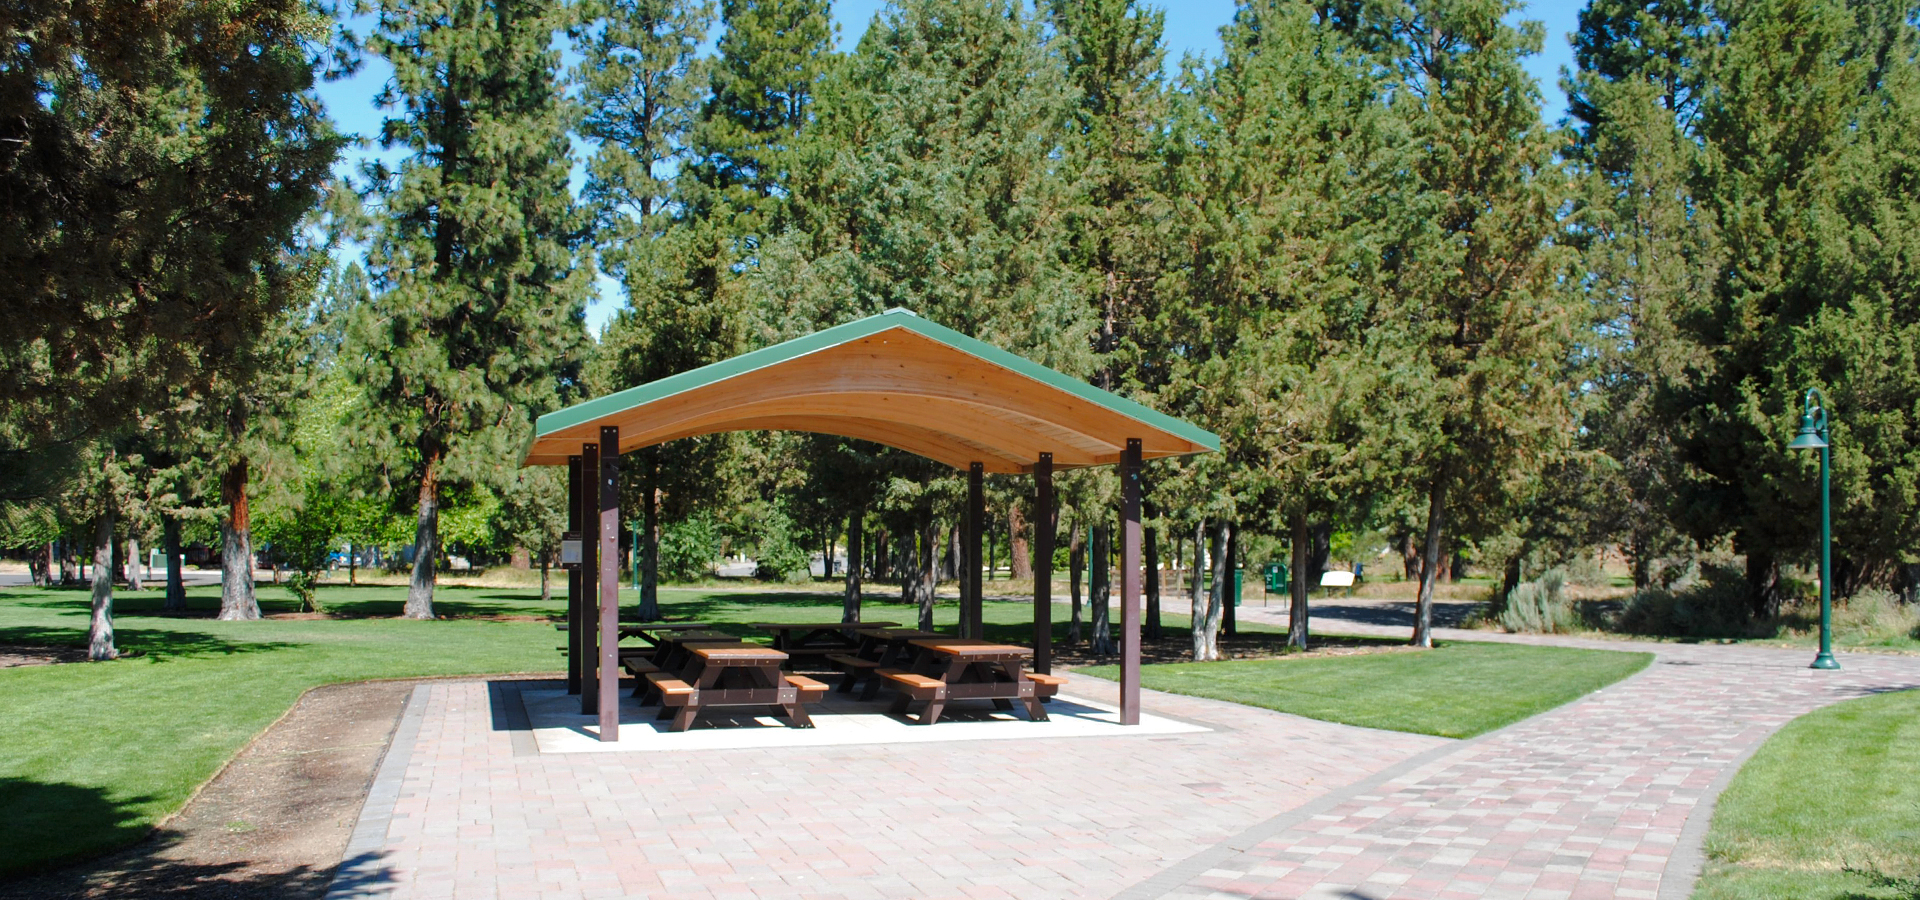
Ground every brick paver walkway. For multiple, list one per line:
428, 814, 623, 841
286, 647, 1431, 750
326, 674, 1441, 900
326, 608, 1920, 900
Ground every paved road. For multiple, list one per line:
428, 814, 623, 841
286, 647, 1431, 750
322, 599, 1920, 900
0, 565, 226, 589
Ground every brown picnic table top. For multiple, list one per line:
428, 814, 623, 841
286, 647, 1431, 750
907, 638, 1031, 658
689, 643, 787, 662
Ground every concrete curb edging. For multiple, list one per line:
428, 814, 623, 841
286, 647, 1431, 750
323, 683, 430, 900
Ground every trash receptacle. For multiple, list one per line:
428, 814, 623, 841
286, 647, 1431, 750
1263, 562, 1288, 593
1233, 567, 1243, 606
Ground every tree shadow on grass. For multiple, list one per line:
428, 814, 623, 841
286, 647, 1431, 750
1840, 867, 1920, 900
0, 626, 302, 662
0, 778, 153, 884
0, 777, 344, 899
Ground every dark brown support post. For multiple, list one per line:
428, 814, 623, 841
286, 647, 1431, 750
598, 426, 622, 742
1121, 439, 1143, 725
1033, 454, 1053, 675
567, 455, 582, 695
580, 442, 599, 716
966, 462, 984, 639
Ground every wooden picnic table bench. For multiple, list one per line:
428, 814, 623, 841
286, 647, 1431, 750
639, 642, 823, 732
878, 638, 1060, 725
829, 628, 944, 700
749, 621, 899, 665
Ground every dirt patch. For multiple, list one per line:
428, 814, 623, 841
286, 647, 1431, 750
0, 644, 91, 668
0, 680, 418, 899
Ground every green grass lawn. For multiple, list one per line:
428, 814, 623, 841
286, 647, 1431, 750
1693, 688, 1920, 900
1080, 642, 1652, 738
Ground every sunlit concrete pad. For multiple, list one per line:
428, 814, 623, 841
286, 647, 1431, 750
519, 684, 1208, 753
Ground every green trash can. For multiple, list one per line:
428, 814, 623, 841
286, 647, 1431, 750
1263, 562, 1288, 593
1233, 567, 1243, 606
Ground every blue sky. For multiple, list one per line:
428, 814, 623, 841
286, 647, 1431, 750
315, 1, 1584, 331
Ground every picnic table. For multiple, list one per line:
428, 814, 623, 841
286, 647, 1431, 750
749, 621, 899, 663
617, 622, 715, 656
878, 638, 1066, 725
829, 628, 943, 700
637, 641, 826, 732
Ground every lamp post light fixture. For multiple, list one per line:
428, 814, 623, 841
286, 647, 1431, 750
1788, 388, 1840, 671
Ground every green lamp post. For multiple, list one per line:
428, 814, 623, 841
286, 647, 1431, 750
1788, 388, 1840, 671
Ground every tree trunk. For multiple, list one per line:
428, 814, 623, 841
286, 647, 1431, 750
219, 458, 260, 621
916, 517, 936, 630
638, 457, 660, 620
405, 451, 440, 620
1009, 503, 1032, 580
1067, 520, 1084, 646
88, 508, 117, 660
28, 543, 50, 587
1743, 547, 1780, 619
1413, 473, 1450, 648
1190, 519, 1208, 660
124, 536, 143, 591
59, 538, 80, 585
942, 524, 959, 581
1223, 525, 1237, 638
1144, 503, 1161, 642
843, 506, 864, 624
1449, 548, 1468, 583
539, 552, 552, 602
1090, 522, 1114, 656
1400, 532, 1420, 580
1290, 511, 1311, 650
163, 515, 187, 610
347, 542, 357, 587
1203, 520, 1231, 660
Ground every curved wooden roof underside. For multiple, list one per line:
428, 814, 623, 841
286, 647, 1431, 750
521, 309, 1218, 474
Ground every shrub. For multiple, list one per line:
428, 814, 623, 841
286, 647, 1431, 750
658, 515, 719, 583
1499, 569, 1580, 634
1831, 588, 1920, 646
1614, 563, 1762, 638
752, 506, 810, 583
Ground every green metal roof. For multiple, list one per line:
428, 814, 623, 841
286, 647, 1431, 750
523, 308, 1217, 471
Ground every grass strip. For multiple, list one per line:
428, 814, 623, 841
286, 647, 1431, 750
1693, 688, 1920, 900
1079, 641, 1651, 738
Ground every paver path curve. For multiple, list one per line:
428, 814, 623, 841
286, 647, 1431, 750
1151, 604, 1920, 900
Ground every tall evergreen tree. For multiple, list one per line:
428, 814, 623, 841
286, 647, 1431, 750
689, 0, 835, 238
1650, 0, 1920, 607
1048, 0, 1164, 656
1565, 1, 1719, 589
353, 0, 595, 618
0, 0, 340, 447
1328, 0, 1580, 647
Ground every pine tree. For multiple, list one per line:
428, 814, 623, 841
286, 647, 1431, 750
1047, 0, 1164, 656
1565, 1, 1719, 590
1328, 0, 1580, 648
354, 0, 595, 619
688, 0, 834, 238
